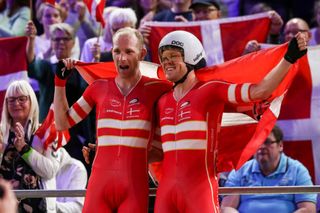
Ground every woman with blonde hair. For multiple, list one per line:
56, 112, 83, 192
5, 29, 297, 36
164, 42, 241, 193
0, 80, 60, 212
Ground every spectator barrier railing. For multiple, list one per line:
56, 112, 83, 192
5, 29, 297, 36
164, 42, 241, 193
14, 186, 320, 198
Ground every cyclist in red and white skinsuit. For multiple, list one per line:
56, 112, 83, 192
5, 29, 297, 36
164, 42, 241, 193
155, 31, 308, 213
53, 28, 171, 213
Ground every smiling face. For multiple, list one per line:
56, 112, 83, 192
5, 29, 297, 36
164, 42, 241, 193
160, 48, 188, 82
112, 31, 146, 79
7, 92, 31, 125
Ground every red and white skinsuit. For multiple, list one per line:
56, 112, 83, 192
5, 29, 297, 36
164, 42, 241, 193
66, 76, 171, 213
155, 81, 253, 213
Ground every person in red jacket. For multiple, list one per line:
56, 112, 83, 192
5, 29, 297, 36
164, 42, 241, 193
53, 27, 171, 212
154, 30, 308, 212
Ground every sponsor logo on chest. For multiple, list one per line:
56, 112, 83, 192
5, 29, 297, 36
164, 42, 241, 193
126, 97, 141, 118
178, 101, 191, 122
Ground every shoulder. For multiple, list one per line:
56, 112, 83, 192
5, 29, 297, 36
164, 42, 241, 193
142, 76, 172, 92
70, 158, 87, 172
91, 78, 113, 86
18, 6, 30, 13
197, 80, 231, 90
239, 159, 255, 173
228, 159, 256, 180
16, 6, 30, 17
153, 9, 171, 21
286, 155, 308, 171
226, 159, 256, 185
143, 76, 170, 85
81, 38, 95, 51
86, 78, 114, 91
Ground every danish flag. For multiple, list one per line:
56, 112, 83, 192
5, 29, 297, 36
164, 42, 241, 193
0, 37, 28, 115
35, 105, 70, 150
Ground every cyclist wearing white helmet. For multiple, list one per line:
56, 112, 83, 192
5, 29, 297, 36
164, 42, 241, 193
158, 30, 207, 87
154, 30, 308, 212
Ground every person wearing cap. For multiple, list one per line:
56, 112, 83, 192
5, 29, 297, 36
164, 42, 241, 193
154, 30, 308, 212
153, 0, 193, 22
190, 0, 221, 21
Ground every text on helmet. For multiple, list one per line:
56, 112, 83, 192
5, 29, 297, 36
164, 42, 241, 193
171, 40, 184, 47
193, 52, 203, 62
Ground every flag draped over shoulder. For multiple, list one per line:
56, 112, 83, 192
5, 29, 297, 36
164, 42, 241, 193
83, 0, 106, 27
75, 43, 298, 173
147, 12, 271, 66
35, 105, 70, 150
75, 61, 160, 84
194, 43, 298, 172
0, 36, 28, 113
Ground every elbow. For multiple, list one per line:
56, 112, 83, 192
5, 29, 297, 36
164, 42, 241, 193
42, 170, 55, 179
250, 86, 271, 101
41, 162, 60, 179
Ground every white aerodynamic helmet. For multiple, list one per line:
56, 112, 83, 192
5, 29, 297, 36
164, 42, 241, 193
158, 30, 207, 70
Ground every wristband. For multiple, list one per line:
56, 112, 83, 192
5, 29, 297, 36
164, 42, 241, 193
19, 144, 31, 156
55, 75, 67, 87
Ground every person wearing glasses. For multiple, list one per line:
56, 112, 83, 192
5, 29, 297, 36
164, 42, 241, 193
243, 17, 310, 55
25, 21, 94, 169
34, 3, 80, 62
221, 125, 317, 213
0, 80, 60, 212
25, 21, 85, 121
154, 30, 308, 212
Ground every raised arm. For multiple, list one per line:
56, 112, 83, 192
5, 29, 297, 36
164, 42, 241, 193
249, 32, 307, 101
53, 59, 76, 130
25, 20, 37, 63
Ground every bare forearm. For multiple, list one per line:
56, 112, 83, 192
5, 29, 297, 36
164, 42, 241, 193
250, 33, 308, 101
25, 21, 37, 63
221, 195, 240, 213
294, 208, 316, 213
220, 207, 239, 213
250, 58, 291, 100
26, 37, 35, 63
54, 86, 71, 130
294, 202, 316, 213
